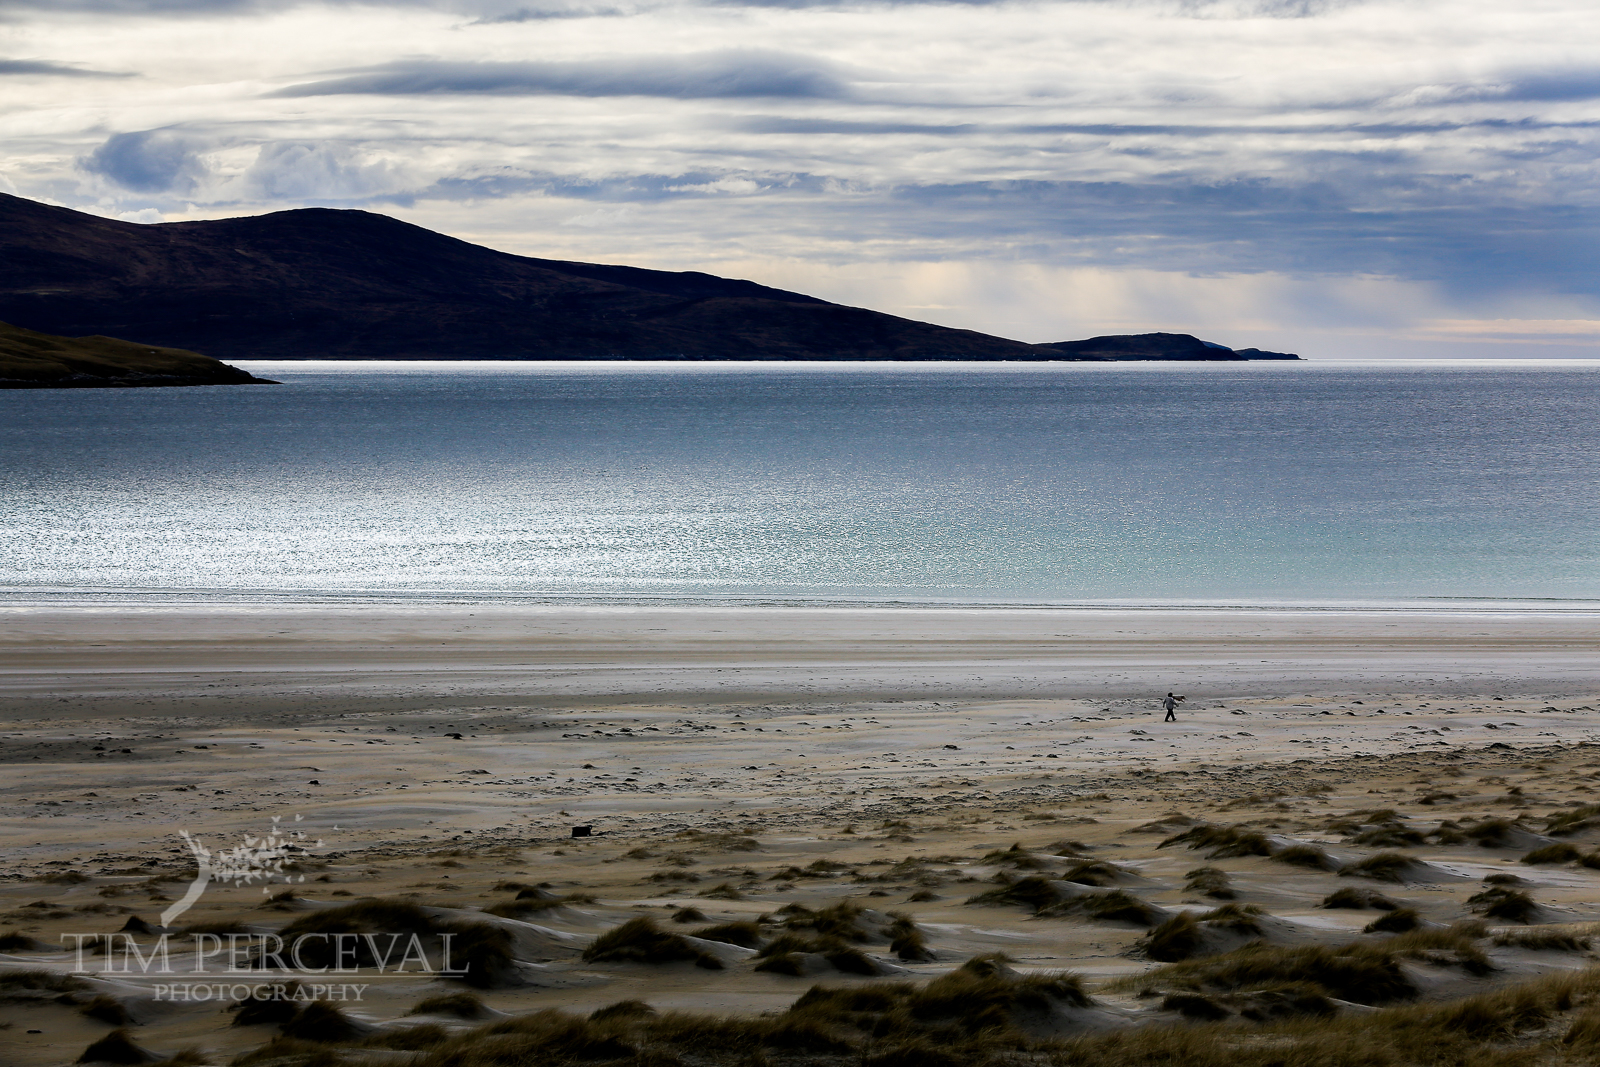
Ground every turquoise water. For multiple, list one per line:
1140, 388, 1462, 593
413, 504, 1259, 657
2, 361, 1597, 605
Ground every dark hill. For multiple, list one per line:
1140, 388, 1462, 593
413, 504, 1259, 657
0, 320, 275, 388
1035, 332, 1299, 361
0, 194, 1046, 362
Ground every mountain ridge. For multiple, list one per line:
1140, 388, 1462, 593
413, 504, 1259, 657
0, 194, 1043, 362
0, 195, 1298, 362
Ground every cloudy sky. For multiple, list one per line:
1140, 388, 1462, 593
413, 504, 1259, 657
2, 0, 1597, 356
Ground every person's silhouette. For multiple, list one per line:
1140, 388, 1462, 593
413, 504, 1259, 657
1163, 692, 1179, 722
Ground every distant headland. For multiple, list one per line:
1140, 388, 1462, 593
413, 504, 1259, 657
0, 194, 1297, 365
1036, 333, 1299, 361
0, 320, 276, 389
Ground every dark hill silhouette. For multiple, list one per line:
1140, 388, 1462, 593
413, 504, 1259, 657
0, 320, 275, 388
0, 194, 1048, 361
1034, 332, 1297, 361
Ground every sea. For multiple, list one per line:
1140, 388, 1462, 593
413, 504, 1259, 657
2, 360, 1598, 609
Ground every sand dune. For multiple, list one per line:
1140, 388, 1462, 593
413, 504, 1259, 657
4, 603, 1600, 1065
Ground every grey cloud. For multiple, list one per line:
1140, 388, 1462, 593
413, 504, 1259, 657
723, 116, 1569, 138
0, 58, 132, 77
81, 129, 209, 193
3, 0, 273, 10
1500, 70, 1600, 102
381, 166, 1599, 300
1378, 69, 1600, 108
469, 5, 631, 21
270, 51, 850, 99
1173, 0, 1353, 16
243, 142, 412, 200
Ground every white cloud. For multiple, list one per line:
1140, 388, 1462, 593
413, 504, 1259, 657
242, 142, 415, 200
561, 204, 639, 227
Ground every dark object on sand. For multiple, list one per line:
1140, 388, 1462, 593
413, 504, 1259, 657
0, 320, 274, 389
572, 825, 592, 838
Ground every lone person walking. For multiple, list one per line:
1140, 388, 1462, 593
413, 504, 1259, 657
1163, 692, 1180, 722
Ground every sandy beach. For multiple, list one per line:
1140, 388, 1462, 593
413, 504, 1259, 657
4, 603, 1600, 1066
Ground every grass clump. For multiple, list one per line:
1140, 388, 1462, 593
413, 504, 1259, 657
484, 898, 566, 919
1467, 886, 1541, 923
583, 917, 724, 969
1162, 985, 1336, 1023
1159, 825, 1273, 859
1521, 842, 1582, 865
1039, 890, 1164, 927
0, 969, 90, 996
407, 992, 491, 1019
1142, 906, 1266, 963
1270, 844, 1335, 870
1544, 803, 1600, 836
754, 932, 878, 976
1363, 907, 1422, 934
886, 913, 935, 962
965, 875, 1063, 913
678, 831, 762, 852
1338, 852, 1419, 883
0, 932, 51, 951
176, 920, 251, 937
513, 886, 559, 900
79, 994, 134, 1026
688, 922, 763, 949
697, 882, 744, 900
277, 899, 436, 966
776, 900, 875, 941
980, 843, 1047, 870
1113, 941, 1418, 1006
1350, 825, 1427, 848
669, 906, 709, 924
1059, 861, 1126, 886
1182, 867, 1234, 900
1162, 990, 1229, 1020
1461, 818, 1527, 848
588, 999, 656, 1023
788, 953, 1089, 1042
1143, 914, 1204, 962
1203, 903, 1266, 933
1493, 927, 1592, 951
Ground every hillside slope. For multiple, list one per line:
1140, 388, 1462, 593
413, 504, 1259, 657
0, 195, 1046, 362
0, 320, 276, 388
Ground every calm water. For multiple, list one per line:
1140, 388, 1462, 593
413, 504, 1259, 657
2, 361, 1598, 606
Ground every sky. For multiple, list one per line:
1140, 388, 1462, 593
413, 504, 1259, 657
2, 0, 1598, 357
